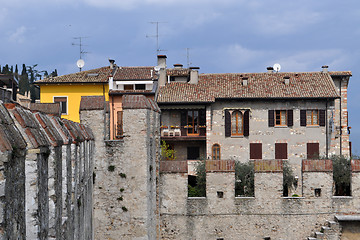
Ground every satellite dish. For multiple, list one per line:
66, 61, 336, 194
77, 59, 85, 68
154, 66, 161, 72
273, 63, 281, 72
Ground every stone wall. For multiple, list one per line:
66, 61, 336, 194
85, 95, 161, 240
160, 159, 360, 240
0, 102, 94, 240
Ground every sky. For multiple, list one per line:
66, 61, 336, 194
1, 0, 360, 153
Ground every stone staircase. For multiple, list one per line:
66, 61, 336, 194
307, 220, 341, 240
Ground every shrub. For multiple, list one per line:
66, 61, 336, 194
332, 155, 351, 196
188, 160, 206, 197
283, 161, 296, 197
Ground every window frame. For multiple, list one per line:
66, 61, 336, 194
212, 144, 221, 160
275, 110, 287, 126
53, 96, 68, 115
306, 109, 319, 126
231, 110, 244, 136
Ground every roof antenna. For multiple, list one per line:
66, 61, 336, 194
146, 22, 167, 56
72, 36, 90, 72
186, 48, 192, 68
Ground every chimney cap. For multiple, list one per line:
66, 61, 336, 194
267, 67, 274, 70
109, 59, 115, 63
157, 55, 167, 58
284, 76, 290, 79
322, 65, 329, 68
190, 67, 200, 70
173, 63, 183, 68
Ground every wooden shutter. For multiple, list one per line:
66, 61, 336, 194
116, 111, 123, 138
250, 143, 262, 159
307, 143, 319, 159
287, 110, 293, 126
180, 110, 187, 136
225, 110, 231, 137
199, 109, 206, 125
268, 110, 274, 127
243, 110, 249, 136
275, 143, 287, 159
300, 110, 307, 126
319, 110, 326, 126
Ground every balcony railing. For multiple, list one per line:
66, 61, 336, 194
160, 126, 206, 138
160, 160, 188, 173
206, 160, 235, 172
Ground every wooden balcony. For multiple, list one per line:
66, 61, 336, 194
160, 126, 206, 141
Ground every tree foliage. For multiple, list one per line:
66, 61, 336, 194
235, 161, 254, 197
160, 140, 176, 160
283, 161, 296, 197
188, 160, 206, 197
331, 155, 351, 196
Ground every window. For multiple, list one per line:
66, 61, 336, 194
225, 110, 250, 137
124, 84, 133, 90
115, 111, 123, 139
212, 144, 221, 160
275, 143, 287, 159
187, 110, 199, 134
301, 110, 325, 126
268, 110, 293, 127
54, 96, 67, 115
250, 143, 262, 159
135, 84, 146, 90
231, 111, 243, 135
307, 143, 319, 159
307, 110, 319, 125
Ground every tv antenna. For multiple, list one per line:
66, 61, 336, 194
72, 36, 89, 71
186, 48, 192, 68
146, 21, 167, 55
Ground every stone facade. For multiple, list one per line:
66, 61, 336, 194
0, 102, 94, 240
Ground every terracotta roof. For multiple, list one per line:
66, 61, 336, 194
113, 66, 156, 80
35, 66, 112, 84
166, 68, 190, 77
122, 95, 160, 112
157, 72, 341, 103
329, 71, 352, 76
80, 96, 107, 111
30, 103, 61, 116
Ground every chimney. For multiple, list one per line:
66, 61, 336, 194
242, 77, 248, 86
157, 55, 167, 87
157, 55, 167, 69
173, 64, 183, 68
189, 67, 199, 85
267, 67, 274, 73
322, 65, 329, 73
284, 76, 290, 85
109, 59, 115, 69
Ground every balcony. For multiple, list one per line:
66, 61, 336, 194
160, 126, 206, 141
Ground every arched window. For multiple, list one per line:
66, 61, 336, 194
212, 144, 221, 160
231, 111, 243, 135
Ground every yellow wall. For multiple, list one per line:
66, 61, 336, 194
39, 83, 109, 122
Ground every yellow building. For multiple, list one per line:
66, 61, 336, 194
36, 66, 113, 122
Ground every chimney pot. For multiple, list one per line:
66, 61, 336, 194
322, 65, 329, 73
173, 64, 183, 68
189, 67, 199, 85
267, 67, 274, 73
109, 59, 115, 69
284, 76, 290, 85
242, 77, 248, 86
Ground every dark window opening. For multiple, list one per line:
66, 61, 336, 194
135, 84, 146, 90
307, 143, 319, 159
54, 97, 67, 114
187, 147, 200, 160
124, 84, 133, 90
315, 188, 321, 197
217, 191, 224, 198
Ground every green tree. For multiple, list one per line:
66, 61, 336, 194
283, 161, 296, 197
332, 155, 351, 196
235, 161, 254, 197
18, 64, 30, 95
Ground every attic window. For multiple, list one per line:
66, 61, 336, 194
87, 73, 99, 77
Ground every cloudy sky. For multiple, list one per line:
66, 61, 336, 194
1, 0, 360, 153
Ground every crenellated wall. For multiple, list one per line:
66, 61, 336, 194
0, 102, 94, 240
159, 159, 360, 240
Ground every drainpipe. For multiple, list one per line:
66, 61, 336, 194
103, 84, 106, 140
340, 78, 342, 156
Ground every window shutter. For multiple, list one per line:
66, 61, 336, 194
275, 143, 287, 159
300, 110, 306, 126
243, 110, 250, 136
225, 110, 231, 137
287, 110, 293, 126
268, 110, 274, 127
199, 109, 206, 125
180, 110, 187, 136
116, 111, 123, 138
250, 143, 262, 159
319, 110, 326, 126
307, 143, 319, 159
